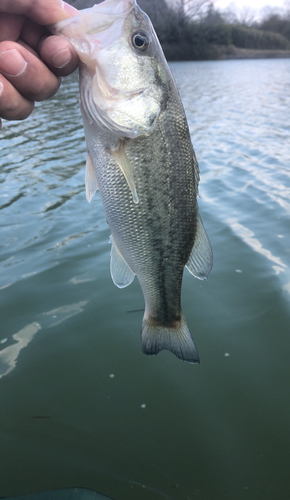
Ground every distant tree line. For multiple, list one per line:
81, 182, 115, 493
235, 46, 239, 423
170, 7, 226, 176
66, 0, 290, 60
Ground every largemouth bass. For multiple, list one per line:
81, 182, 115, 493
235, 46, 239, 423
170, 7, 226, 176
51, 0, 213, 363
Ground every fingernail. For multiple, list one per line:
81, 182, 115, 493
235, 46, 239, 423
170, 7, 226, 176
61, 1, 79, 16
0, 49, 27, 77
51, 48, 72, 68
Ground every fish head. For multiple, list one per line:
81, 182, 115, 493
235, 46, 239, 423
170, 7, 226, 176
51, 0, 169, 138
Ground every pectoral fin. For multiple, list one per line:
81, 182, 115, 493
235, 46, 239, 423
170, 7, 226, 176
186, 213, 213, 280
85, 151, 98, 203
110, 141, 139, 204
110, 236, 135, 288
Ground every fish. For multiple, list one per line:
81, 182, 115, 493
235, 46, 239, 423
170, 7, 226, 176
50, 0, 213, 363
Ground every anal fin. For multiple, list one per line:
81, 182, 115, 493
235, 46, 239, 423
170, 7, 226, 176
85, 151, 98, 203
110, 236, 135, 288
186, 213, 213, 280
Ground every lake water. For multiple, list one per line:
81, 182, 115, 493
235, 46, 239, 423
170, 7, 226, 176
0, 58, 290, 500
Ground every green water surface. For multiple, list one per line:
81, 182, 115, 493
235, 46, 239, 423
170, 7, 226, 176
1, 59, 290, 500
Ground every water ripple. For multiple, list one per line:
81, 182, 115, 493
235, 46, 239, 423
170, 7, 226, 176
1, 60, 290, 499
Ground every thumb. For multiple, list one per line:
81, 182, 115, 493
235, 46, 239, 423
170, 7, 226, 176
0, 1, 78, 26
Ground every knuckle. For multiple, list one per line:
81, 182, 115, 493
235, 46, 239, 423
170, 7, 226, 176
16, 104, 35, 121
0, 40, 19, 54
0, 42, 60, 102
40, 36, 79, 77
0, 100, 31, 120
0, 91, 18, 116
2, 104, 34, 121
0, 78, 34, 120
31, 74, 61, 101
54, 53, 79, 77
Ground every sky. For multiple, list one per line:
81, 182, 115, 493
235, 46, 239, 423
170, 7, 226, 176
214, 0, 288, 13
171, 0, 290, 21
169, 0, 289, 23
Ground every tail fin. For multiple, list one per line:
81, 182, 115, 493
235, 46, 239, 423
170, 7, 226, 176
141, 315, 200, 364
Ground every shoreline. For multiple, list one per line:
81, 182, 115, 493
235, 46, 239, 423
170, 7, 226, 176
213, 45, 290, 60
166, 45, 290, 62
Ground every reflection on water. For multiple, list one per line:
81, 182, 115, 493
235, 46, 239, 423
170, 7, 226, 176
69, 274, 95, 285
227, 218, 287, 274
1, 60, 290, 500
42, 301, 88, 328
0, 300, 89, 378
0, 322, 41, 378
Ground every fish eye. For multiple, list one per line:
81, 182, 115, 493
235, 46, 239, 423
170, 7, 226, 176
132, 32, 150, 52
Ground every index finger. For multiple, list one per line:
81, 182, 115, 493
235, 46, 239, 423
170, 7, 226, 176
0, 0, 78, 25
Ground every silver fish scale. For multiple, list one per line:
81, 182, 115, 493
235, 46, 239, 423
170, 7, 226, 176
93, 88, 199, 325
51, 0, 212, 362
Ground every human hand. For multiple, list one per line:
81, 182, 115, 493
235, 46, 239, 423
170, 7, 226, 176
0, 0, 79, 129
